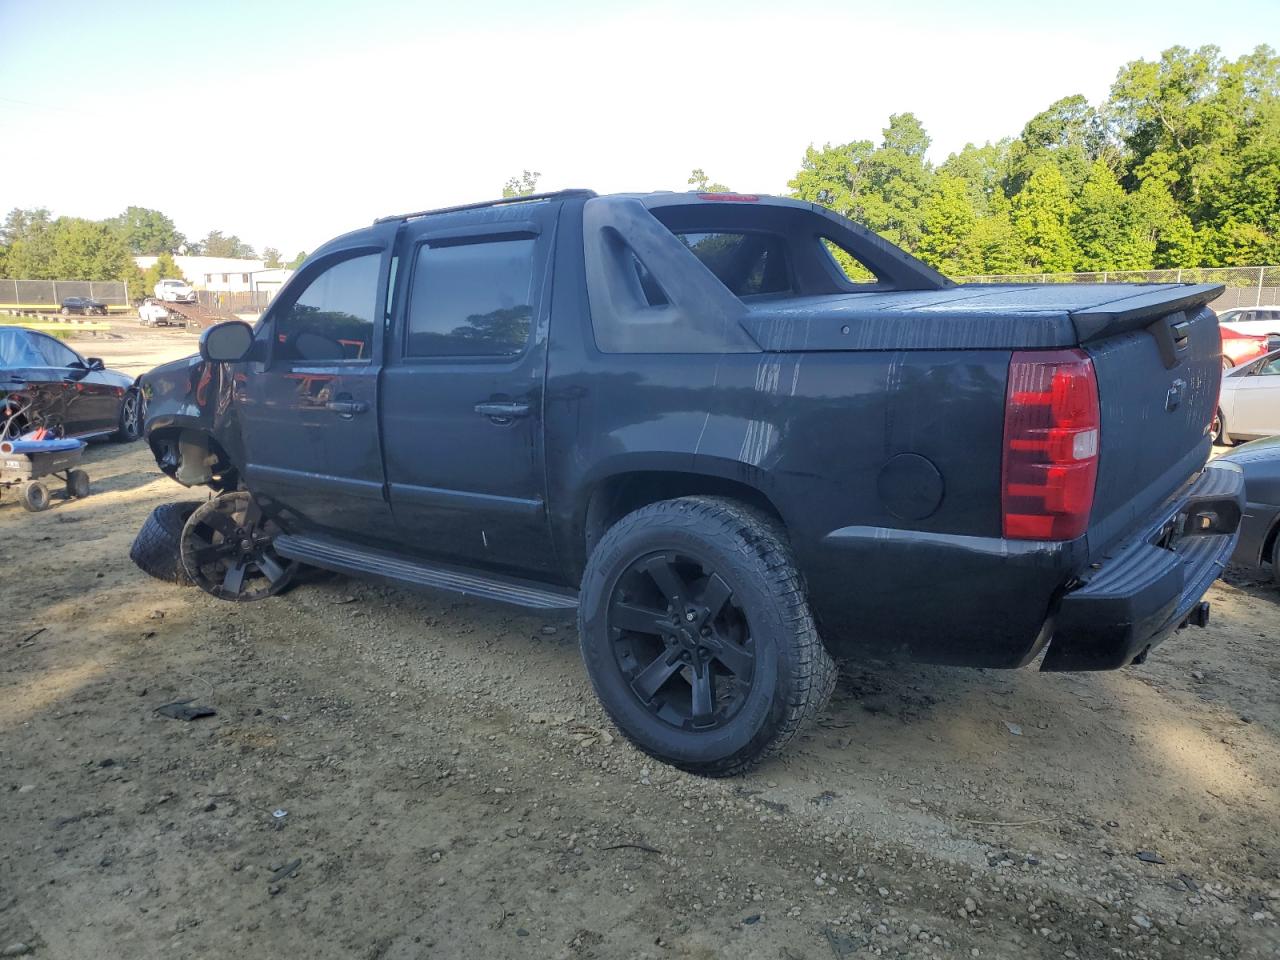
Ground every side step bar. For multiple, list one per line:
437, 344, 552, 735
274, 534, 579, 610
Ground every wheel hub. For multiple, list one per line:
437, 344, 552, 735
607, 551, 755, 730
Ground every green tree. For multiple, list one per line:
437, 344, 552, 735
688, 168, 732, 192
917, 173, 979, 275
47, 218, 136, 281
1071, 160, 1154, 270
107, 206, 185, 255
262, 247, 283, 268
197, 230, 256, 259
1005, 94, 1105, 195
1, 207, 52, 245
940, 141, 1010, 216
1130, 179, 1203, 268
0, 208, 56, 278
1108, 43, 1280, 263
286, 251, 308, 270
1010, 164, 1079, 272
789, 113, 935, 254
501, 170, 540, 198
969, 209, 1026, 275
1201, 219, 1279, 266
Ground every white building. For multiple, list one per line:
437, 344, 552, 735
134, 255, 294, 294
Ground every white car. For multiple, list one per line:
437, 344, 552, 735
137, 299, 186, 327
1218, 305, 1280, 341
1213, 349, 1280, 445
154, 278, 196, 303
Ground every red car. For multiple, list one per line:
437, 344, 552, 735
1221, 326, 1270, 370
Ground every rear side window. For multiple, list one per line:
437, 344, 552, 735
406, 238, 535, 358
675, 232, 790, 296
274, 253, 380, 363
0, 329, 44, 366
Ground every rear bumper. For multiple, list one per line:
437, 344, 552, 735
1042, 460, 1245, 671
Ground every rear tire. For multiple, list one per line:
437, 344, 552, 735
65, 468, 90, 499
578, 496, 835, 777
130, 501, 201, 585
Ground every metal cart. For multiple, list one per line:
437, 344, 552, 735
0, 437, 90, 512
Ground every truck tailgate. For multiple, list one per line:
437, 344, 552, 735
1077, 291, 1223, 556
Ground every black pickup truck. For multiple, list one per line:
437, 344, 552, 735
139, 189, 1244, 775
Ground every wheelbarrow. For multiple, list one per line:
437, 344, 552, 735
0, 436, 90, 512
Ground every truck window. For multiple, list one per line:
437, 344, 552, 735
675, 232, 790, 296
820, 238, 878, 283
273, 253, 380, 363
405, 237, 535, 358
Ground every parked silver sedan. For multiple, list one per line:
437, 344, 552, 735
1213, 349, 1280, 445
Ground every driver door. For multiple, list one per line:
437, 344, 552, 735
236, 230, 397, 541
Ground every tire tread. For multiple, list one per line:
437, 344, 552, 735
130, 500, 201, 585
580, 495, 836, 777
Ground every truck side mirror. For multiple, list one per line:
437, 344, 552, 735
85, 357, 105, 371
200, 321, 255, 362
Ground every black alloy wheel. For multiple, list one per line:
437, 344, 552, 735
607, 551, 755, 731
579, 496, 836, 777
181, 491, 296, 601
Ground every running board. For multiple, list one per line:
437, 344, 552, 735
273, 534, 579, 610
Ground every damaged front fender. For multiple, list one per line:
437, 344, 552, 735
141, 353, 244, 490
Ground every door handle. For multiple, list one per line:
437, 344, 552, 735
325, 399, 368, 416
474, 400, 530, 422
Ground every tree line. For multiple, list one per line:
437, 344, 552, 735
520, 44, 1280, 277
0, 206, 307, 298
784, 44, 1278, 275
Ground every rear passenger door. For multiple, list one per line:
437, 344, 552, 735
380, 206, 559, 576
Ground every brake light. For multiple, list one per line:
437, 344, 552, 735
696, 193, 760, 202
1002, 349, 1100, 540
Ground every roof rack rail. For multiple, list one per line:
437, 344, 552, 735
374, 189, 597, 225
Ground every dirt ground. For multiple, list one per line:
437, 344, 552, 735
0, 326, 1277, 960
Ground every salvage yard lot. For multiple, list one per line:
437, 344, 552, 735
0, 330, 1277, 959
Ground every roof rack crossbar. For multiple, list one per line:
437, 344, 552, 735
374, 189, 597, 225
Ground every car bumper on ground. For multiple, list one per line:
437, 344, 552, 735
1231, 500, 1280, 570
1042, 460, 1245, 671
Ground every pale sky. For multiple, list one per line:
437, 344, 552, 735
2, 0, 1277, 255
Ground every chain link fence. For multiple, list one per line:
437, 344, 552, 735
0, 279, 130, 311
953, 265, 1280, 312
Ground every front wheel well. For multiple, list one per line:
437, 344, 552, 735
582, 471, 785, 567
148, 427, 239, 491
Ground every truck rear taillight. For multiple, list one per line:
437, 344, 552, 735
1002, 349, 1100, 541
